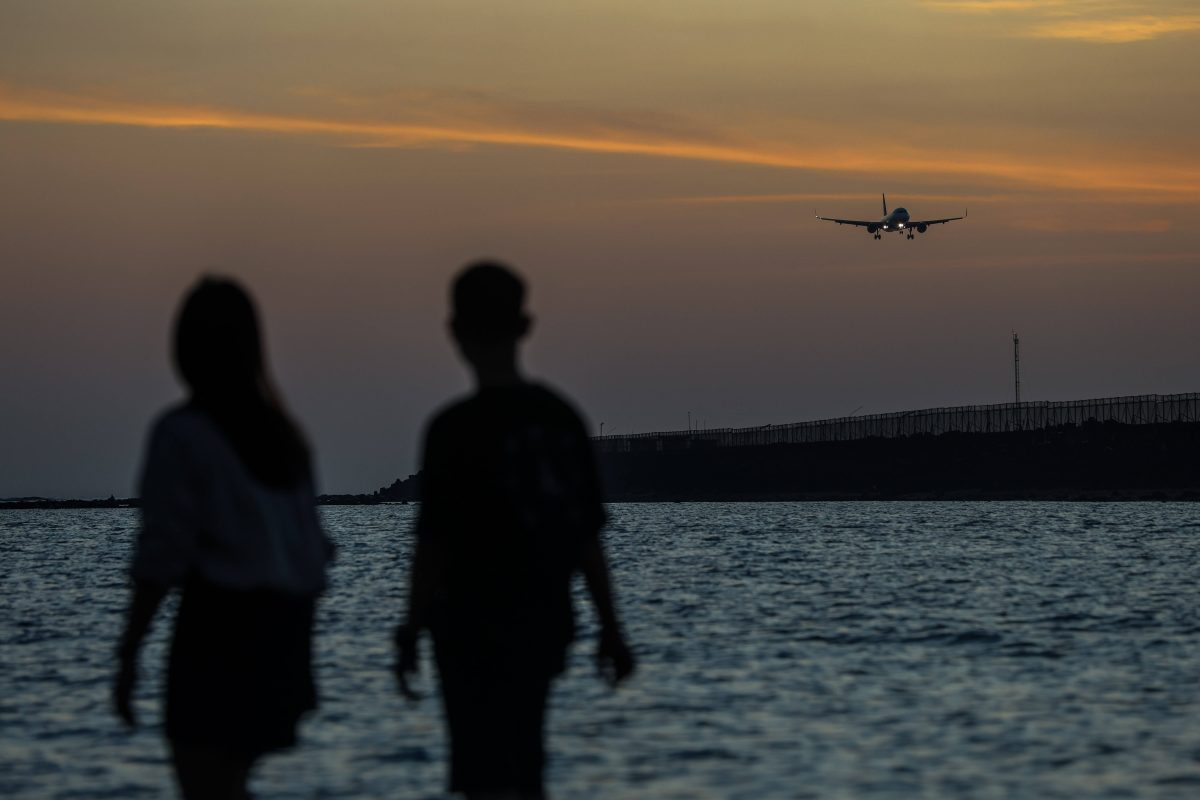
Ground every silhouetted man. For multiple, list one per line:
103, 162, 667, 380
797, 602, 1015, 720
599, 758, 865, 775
396, 261, 634, 799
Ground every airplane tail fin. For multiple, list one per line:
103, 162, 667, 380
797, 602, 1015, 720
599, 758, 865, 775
882, 193, 888, 216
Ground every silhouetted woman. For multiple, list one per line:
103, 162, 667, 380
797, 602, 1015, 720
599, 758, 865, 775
114, 277, 332, 799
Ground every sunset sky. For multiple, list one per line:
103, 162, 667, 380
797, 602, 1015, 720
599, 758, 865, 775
3, 1, 1199, 498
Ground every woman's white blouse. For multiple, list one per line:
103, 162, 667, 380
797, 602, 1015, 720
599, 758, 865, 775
131, 405, 332, 595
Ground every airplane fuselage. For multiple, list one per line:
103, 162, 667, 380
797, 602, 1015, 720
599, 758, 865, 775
873, 208, 910, 234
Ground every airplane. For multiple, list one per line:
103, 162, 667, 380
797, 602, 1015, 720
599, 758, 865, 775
816, 194, 966, 240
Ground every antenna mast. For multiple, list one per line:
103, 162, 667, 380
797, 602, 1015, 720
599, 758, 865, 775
1012, 332, 1021, 404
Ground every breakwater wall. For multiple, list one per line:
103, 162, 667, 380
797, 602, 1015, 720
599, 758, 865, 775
595, 393, 1200, 501
594, 393, 1200, 453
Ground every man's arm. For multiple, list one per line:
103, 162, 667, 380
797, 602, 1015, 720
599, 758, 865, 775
579, 537, 635, 686
395, 517, 445, 701
395, 425, 443, 700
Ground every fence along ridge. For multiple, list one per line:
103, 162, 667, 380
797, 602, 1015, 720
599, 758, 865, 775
594, 392, 1200, 452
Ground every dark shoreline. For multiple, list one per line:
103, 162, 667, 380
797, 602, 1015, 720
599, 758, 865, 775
4, 491, 1199, 511
0, 496, 408, 510
7, 419, 1199, 510
597, 490, 1200, 502
0, 498, 140, 511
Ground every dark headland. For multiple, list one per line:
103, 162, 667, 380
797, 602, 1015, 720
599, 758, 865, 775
4, 393, 1197, 509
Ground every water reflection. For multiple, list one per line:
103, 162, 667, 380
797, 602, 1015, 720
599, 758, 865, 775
3, 503, 1200, 797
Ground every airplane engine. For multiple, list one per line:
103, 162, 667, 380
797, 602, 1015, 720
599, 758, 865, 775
917, 224, 928, 233
866, 223, 879, 234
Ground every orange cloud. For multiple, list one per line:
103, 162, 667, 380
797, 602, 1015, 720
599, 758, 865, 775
663, 192, 1011, 206
921, 1, 1200, 42
920, 1, 1073, 12
2, 84, 1198, 199
664, 189, 1195, 208
1030, 14, 1200, 42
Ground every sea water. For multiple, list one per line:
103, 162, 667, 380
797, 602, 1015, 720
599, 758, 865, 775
2, 502, 1200, 798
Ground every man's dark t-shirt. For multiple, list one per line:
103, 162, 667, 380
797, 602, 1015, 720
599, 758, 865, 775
416, 383, 606, 673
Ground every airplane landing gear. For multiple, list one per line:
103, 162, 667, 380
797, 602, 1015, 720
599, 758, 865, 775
906, 232, 914, 240
873, 233, 881, 240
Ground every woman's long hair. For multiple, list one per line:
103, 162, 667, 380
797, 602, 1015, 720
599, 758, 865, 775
173, 277, 311, 489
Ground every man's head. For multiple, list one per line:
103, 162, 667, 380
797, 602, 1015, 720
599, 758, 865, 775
450, 260, 531, 343
449, 261, 532, 382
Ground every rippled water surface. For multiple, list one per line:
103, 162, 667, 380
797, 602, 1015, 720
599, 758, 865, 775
3, 503, 1200, 798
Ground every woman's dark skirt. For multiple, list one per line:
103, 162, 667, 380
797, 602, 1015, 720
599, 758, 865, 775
166, 579, 317, 759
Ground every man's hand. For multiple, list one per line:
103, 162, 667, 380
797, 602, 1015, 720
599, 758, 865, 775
393, 625, 421, 701
113, 654, 138, 728
597, 626, 635, 687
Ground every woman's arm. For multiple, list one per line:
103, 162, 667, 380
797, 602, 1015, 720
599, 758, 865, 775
113, 580, 169, 727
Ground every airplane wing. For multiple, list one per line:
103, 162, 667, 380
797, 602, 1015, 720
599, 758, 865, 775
909, 210, 967, 227
815, 215, 875, 227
